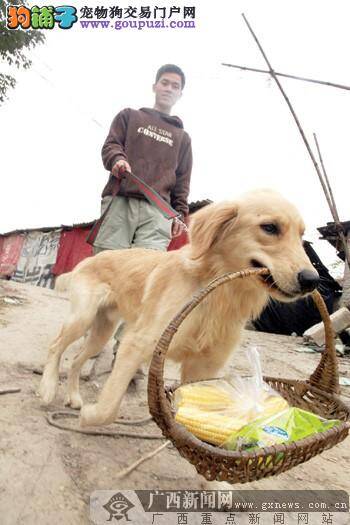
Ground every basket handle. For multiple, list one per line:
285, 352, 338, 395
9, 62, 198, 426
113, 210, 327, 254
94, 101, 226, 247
308, 289, 339, 394
148, 269, 339, 425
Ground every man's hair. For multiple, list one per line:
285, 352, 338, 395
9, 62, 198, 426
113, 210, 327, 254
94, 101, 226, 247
155, 64, 185, 89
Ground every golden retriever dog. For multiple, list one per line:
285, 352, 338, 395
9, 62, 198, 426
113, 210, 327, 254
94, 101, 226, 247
39, 189, 319, 430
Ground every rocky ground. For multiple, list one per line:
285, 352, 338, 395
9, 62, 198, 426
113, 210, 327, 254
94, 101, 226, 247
0, 280, 349, 524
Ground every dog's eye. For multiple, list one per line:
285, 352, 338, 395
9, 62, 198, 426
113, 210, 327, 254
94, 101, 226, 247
260, 223, 279, 235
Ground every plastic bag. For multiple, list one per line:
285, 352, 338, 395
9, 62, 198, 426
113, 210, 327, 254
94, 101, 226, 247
224, 406, 341, 451
173, 347, 289, 446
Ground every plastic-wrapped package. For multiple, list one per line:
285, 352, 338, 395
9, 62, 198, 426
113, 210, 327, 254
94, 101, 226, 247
173, 346, 341, 449
173, 347, 289, 445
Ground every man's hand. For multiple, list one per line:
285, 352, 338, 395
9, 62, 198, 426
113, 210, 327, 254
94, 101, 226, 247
112, 159, 131, 179
171, 217, 187, 238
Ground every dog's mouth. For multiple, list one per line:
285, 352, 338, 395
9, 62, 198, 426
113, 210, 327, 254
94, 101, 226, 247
250, 259, 295, 299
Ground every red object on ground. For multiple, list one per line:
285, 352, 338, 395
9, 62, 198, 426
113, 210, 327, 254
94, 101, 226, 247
0, 234, 25, 276
52, 228, 93, 275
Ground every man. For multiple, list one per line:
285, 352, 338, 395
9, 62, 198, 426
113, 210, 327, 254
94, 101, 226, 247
93, 64, 192, 371
93, 63, 192, 254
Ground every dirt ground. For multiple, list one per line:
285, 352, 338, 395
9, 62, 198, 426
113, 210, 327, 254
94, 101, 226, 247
0, 280, 349, 524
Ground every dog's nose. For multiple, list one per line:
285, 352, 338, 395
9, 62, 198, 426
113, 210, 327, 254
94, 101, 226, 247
297, 269, 320, 293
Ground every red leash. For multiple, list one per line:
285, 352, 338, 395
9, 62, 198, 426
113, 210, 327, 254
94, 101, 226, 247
86, 171, 182, 245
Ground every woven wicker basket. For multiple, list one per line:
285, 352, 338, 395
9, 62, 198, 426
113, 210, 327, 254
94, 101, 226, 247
148, 268, 350, 483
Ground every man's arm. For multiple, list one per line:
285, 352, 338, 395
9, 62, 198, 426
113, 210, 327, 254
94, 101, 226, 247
101, 108, 131, 173
171, 135, 192, 238
171, 135, 193, 218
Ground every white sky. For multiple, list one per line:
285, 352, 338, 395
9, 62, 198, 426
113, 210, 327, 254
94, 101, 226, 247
1, 0, 349, 273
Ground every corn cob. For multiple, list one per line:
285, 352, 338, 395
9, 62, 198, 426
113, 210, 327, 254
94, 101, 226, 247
175, 384, 235, 411
175, 406, 248, 445
174, 382, 289, 446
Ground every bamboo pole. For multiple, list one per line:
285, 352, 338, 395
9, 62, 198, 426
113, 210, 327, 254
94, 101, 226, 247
313, 134, 341, 223
241, 13, 350, 270
313, 134, 350, 267
221, 62, 350, 92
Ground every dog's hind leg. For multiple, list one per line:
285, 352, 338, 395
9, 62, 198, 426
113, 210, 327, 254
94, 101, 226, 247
39, 285, 106, 405
39, 318, 90, 405
79, 330, 154, 427
65, 307, 119, 409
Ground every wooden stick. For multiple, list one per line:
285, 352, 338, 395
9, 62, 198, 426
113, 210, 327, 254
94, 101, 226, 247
221, 62, 350, 92
0, 387, 21, 395
114, 440, 171, 479
241, 13, 349, 269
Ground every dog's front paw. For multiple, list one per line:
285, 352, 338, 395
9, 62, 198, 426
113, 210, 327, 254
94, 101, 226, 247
80, 404, 99, 427
80, 403, 115, 427
38, 375, 58, 405
64, 392, 83, 410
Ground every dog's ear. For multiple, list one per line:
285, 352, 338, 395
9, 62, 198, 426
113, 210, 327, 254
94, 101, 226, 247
189, 201, 238, 260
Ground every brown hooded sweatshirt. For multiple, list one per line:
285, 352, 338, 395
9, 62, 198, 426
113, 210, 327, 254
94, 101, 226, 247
101, 107, 192, 217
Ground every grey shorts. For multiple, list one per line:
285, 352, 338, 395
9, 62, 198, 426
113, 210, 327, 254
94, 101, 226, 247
93, 195, 172, 252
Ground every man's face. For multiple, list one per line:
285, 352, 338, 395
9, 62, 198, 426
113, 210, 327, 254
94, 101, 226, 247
153, 72, 183, 111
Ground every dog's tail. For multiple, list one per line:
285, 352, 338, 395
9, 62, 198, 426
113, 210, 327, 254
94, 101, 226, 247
55, 272, 73, 293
